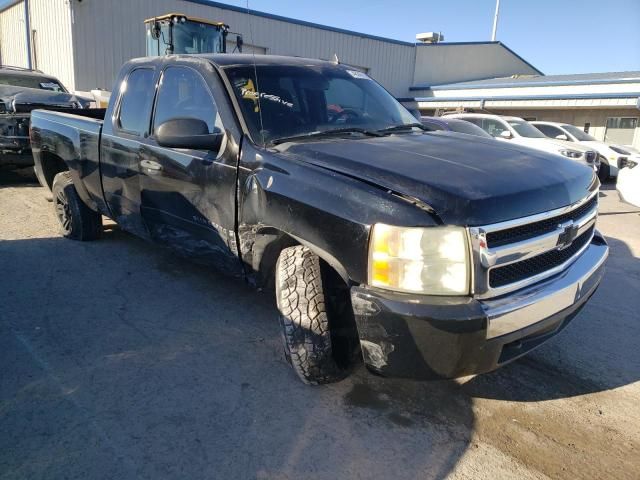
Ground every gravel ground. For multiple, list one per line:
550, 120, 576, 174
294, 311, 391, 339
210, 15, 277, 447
1, 167, 639, 480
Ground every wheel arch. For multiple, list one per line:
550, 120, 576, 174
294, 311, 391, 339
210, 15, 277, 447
248, 226, 351, 290
37, 151, 68, 191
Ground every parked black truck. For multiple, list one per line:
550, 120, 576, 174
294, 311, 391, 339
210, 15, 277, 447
0, 66, 89, 169
30, 54, 608, 385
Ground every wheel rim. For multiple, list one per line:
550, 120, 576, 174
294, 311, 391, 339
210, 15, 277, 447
55, 190, 72, 234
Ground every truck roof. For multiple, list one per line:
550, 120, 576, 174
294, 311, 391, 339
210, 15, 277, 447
127, 54, 341, 69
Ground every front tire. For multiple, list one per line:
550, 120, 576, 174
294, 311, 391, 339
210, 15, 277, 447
275, 245, 350, 385
52, 172, 102, 241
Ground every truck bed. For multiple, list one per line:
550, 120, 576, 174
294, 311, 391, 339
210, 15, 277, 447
30, 109, 105, 212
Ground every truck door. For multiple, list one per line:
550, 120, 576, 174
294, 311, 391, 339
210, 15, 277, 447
100, 67, 157, 238
139, 65, 242, 275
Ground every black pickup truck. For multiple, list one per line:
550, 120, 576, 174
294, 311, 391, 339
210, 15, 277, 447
30, 54, 608, 385
0, 66, 89, 169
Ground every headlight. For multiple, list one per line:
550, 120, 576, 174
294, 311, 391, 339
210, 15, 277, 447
559, 149, 582, 159
368, 224, 470, 295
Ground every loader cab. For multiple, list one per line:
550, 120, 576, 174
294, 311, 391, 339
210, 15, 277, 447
145, 13, 230, 56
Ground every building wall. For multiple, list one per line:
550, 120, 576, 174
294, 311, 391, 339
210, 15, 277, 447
0, 1, 27, 68
412, 43, 540, 88
69, 0, 416, 94
0, 0, 75, 90
28, 0, 74, 90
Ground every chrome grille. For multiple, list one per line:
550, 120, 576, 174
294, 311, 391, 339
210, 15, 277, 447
469, 190, 599, 299
486, 195, 597, 247
489, 225, 594, 288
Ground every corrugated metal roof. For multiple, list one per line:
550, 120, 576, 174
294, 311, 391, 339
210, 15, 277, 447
413, 71, 640, 90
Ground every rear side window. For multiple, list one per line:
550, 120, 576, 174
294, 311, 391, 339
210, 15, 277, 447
117, 68, 155, 135
153, 66, 220, 134
475, 118, 508, 137
535, 124, 564, 138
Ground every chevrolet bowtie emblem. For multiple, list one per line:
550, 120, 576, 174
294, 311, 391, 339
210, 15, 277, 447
557, 221, 579, 250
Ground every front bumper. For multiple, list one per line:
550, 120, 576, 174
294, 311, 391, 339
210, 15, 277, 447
351, 231, 608, 379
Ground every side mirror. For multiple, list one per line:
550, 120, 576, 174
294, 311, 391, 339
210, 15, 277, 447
156, 118, 223, 151
499, 130, 513, 139
555, 134, 569, 141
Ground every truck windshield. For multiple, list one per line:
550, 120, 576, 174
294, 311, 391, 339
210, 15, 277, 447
224, 64, 418, 145
561, 124, 596, 142
507, 120, 547, 138
0, 73, 65, 92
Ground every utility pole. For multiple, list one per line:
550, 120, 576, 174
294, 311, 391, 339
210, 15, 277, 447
491, 0, 501, 41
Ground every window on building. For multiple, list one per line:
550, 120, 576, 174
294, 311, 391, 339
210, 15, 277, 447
118, 68, 155, 135
605, 117, 638, 145
153, 66, 221, 134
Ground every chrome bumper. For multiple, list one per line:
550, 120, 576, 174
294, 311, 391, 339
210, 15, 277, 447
481, 232, 608, 339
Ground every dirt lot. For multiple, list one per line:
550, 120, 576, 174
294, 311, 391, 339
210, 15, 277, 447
1, 168, 639, 480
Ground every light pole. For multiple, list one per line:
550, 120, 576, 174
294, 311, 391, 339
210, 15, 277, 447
491, 0, 501, 41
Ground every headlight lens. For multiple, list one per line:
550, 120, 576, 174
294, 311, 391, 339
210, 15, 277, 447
560, 149, 582, 159
368, 224, 470, 295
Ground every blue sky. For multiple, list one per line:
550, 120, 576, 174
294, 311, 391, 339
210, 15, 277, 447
2, 0, 638, 74
228, 0, 640, 74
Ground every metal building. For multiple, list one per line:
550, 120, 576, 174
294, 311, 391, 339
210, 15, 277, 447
0, 0, 539, 97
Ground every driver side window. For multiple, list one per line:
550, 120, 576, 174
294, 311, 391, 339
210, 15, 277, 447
481, 119, 508, 137
153, 66, 221, 134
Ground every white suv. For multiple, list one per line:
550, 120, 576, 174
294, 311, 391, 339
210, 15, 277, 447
531, 121, 622, 180
447, 114, 599, 172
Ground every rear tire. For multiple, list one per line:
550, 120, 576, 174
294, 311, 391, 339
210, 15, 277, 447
275, 245, 350, 385
598, 157, 610, 182
52, 172, 102, 241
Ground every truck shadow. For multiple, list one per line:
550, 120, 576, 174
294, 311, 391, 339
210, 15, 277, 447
1, 181, 637, 479
0, 230, 473, 480
0, 166, 38, 186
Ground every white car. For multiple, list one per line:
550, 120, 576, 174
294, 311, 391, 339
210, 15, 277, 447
531, 121, 625, 180
616, 155, 640, 208
447, 114, 599, 172
610, 144, 640, 163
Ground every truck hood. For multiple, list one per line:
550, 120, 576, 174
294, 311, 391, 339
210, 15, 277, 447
0, 85, 87, 113
276, 133, 596, 226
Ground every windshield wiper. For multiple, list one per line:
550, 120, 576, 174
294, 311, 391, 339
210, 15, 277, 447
377, 123, 427, 134
272, 127, 385, 145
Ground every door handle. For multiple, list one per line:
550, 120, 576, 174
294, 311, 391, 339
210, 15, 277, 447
140, 159, 163, 172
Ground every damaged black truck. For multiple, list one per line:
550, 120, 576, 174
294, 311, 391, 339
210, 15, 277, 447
30, 55, 609, 385
0, 66, 90, 169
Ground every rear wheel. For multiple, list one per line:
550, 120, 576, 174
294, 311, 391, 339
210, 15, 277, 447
52, 172, 102, 241
275, 245, 354, 385
598, 157, 610, 182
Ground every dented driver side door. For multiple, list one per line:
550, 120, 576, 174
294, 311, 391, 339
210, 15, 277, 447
138, 62, 242, 275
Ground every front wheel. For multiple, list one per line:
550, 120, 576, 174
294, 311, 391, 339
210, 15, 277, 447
275, 245, 351, 385
52, 172, 102, 241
